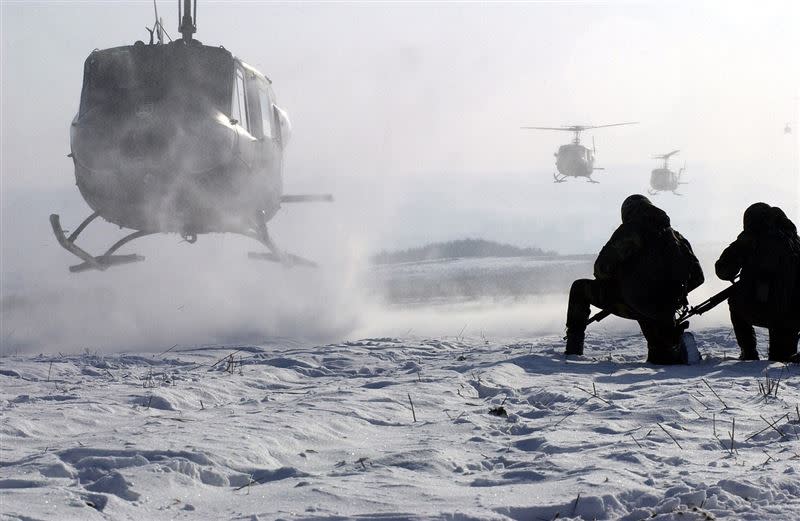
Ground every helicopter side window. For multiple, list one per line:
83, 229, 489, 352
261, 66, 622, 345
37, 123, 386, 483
232, 67, 249, 132
256, 84, 274, 139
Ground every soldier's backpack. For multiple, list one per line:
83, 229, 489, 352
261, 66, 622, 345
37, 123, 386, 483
651, 227, 694, 304
628, 226, 696, 316
743, 231, 800, 319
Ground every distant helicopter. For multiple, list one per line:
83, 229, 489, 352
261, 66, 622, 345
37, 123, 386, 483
50, 0, 332, 273
520, 122, 638, 183
648, 150, 687, 196
785, 122, 792, 135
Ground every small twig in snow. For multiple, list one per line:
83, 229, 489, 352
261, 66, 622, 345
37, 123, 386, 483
156, 344, 179, 358
574, 384, 612, 406
408, 393, 417, 422
657, 422, 683, 450
702, 378, 728, 409
553, 396, 592, 427
688, 393, 711, 410
571, 493, 581, 515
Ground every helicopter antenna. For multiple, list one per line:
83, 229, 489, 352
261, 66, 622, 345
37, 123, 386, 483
178, 0, 196, 41
152, 0, 164, 44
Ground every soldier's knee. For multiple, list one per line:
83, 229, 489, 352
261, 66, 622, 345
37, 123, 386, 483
570, 279, 592, 297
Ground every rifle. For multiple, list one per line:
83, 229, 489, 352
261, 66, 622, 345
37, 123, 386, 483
677, 282, 739, 322
584, 282, 739, 327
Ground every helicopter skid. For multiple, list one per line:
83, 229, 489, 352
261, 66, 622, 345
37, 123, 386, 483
552, 173, 567, 183
50, 213, 148, 273
248, 251, 317, 268
244, 211, 317, 268
51, 210, 319, 272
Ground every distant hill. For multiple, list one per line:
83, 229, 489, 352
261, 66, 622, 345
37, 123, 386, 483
372, 238, 559, 265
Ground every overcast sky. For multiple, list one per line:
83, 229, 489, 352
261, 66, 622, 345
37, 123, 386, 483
1, 0, 799, 278
1, 0, 798, 350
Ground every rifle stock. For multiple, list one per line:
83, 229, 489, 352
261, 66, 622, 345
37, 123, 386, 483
586, 309, 612, 325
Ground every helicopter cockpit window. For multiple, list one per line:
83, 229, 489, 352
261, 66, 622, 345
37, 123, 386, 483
232, 68, 249, 132
79, 45, 233, 117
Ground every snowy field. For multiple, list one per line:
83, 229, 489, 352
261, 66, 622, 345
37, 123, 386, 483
2, 328, 800, 520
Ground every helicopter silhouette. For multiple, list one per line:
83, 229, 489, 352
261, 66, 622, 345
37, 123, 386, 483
520, 122, 637, 183
50, 0, 332, 273
648, 150, 687, 196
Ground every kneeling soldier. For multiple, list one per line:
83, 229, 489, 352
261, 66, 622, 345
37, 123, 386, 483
565, 195, 704, 363
715, 203, 800, 361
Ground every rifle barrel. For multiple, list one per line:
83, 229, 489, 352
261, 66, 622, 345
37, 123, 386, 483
681, 282, 738, 321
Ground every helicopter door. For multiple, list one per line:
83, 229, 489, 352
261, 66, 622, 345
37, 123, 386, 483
247, 76, 282, 177
232, 65, 257, 167
254, 82, 274, 141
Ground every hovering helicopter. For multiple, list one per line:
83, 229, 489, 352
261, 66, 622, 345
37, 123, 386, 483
520, 122, 638, 183
648, 150, 687, 196
50, 0, 332, 273
785, 122, 792, 135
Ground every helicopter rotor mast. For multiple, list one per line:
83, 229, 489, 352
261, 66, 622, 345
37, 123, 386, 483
652, 149, 680, 170
178, 0, 196, 41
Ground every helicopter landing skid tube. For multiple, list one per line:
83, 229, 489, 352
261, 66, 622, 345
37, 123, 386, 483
50, 213, 149, 273
553, 173, 567, 183
244, 212, 317, 268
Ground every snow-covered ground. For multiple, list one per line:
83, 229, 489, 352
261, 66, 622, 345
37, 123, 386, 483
2, 328, 799, 520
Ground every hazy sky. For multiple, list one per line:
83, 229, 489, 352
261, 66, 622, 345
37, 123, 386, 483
1, 2, 798, 337
3, 1, 798, 246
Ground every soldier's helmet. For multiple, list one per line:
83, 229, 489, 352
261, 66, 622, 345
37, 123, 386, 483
743, 202, 772, 234
621, 194, 652, 223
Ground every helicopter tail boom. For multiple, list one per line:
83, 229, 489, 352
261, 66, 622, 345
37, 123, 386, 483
280, 194, 334, 203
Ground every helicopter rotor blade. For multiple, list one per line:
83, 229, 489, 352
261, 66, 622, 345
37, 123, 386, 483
581, 122, 639, 130
522, 122, 637, 132
652, 149, 681, 160
520, 126, 579, 131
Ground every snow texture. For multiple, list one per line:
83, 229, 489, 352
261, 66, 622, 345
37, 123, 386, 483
1, 329, 799, 520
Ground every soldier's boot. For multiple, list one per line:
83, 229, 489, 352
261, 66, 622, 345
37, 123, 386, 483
642, 321, 686, 365
647, 347, 682, 365
564, 330, 585, 356
731, 311, 759, 361
647, 343, 685, 365
768, 328, 800, 362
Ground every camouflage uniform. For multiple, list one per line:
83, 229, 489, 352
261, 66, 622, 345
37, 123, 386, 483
715, 204, 800, 361
565, 195, 704, 364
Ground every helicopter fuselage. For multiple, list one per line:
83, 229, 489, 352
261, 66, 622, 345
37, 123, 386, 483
649, 168, 679, 192
554, 143, 595, 178
71, 40, 287, 236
